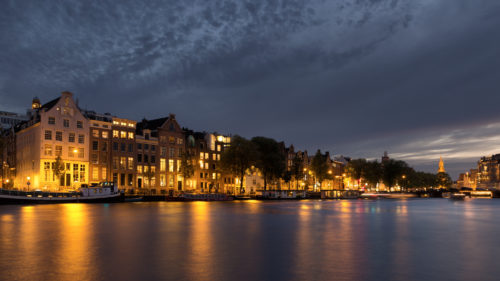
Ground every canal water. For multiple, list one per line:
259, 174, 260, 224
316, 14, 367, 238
1, 199, 499, 281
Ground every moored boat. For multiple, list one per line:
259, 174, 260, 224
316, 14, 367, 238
0, 181, 123, 204
450, 193, 466, 200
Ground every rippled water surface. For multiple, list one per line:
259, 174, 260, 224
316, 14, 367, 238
1, 199, 500, 281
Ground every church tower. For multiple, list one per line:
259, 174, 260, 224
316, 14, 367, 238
438, 156, 446, 173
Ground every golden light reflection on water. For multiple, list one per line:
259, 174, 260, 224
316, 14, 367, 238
188, 202, 214, 280
57, 204, 94, 280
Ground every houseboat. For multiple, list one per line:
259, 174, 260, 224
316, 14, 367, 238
0, 182, 123, 204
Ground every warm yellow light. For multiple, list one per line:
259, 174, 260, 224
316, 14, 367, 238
303, 168, 307, 171
5, 179, 9, 183
328, 170, 332, 174
27, 176, 31, 180
73, 149, 78, 153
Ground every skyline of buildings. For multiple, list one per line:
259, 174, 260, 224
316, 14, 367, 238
4, 91, 500, 193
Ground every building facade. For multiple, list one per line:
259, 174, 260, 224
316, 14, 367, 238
15, 92, 89, 190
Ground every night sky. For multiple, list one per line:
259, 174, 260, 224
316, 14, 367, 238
1, 0, 500, 179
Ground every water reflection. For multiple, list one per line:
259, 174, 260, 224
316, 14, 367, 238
1, 200, 500, 281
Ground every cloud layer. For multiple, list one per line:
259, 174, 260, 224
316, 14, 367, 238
1, 0, 500, 178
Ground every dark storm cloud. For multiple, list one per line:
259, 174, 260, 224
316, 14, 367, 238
1, 0, 500, 178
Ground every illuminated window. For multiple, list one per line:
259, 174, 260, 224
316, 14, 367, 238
204, 163, 208, 170
137, 166, 143, 174
169, 177, 174, 188
128, 132, 134, 139
200, 152, 204, 159
80, 165, 86, 182
212, 154, 216, 160
177, 138, 183, 145
217, 145, 221, 152
44, 144, 52, 156
102, 131, 108, 139
113, 130, 119, 138
151, 166, 156, 173
55, 146, 62, 156
102, 167, 107, 179
212, 173, 216, 180
73, 164, 79, 182
44, 130, 52, 140
200, 161, 204, 169
128, 123, 134, 128
204, 153, 209, 160
120, 157, 126, 170
92, 130, 99, 137
160, 159, 166, 172
120, 131, 126, 138
121, 122, 127, 126
169, 136, 175, 144
160, 175, 166, 187
169, 159, 174, 172
128, 157, 134, 170
113, 121, 119, 125
217, 154, 220, 161
177, 160, 181, 172
92, 169, 99, 180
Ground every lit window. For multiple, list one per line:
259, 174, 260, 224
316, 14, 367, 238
120, 131, 126, 138
92, 168, 99, 180
102, 167, 107, 179
44, 144, 52, 156
169, 159, 174, 172
200, 161, 204, 169
217, 145, 221, 152
113, 121, 119, 125
121, 122, 127, 126
137, 166, 143, 174
169, 136, 175, 144
128, 157, 134, 170
177, 160, 181, 172
92, 130, 99, 137
113, 130, 119, 138
160, 159, 166, 172
55, 146, 62, 156
102, 131, 108, 139
128, 132, 134, 139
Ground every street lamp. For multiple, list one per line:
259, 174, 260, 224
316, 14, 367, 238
27, 176, 31, 191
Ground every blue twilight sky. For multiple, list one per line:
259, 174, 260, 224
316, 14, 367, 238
1, 0, 500, 179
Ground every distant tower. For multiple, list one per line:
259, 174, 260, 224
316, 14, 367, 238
438, 156, 446, 173
32, 97, 41, 109
382, 151, 390, 163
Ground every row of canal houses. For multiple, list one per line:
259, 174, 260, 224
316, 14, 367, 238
0, 91, 347, 195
